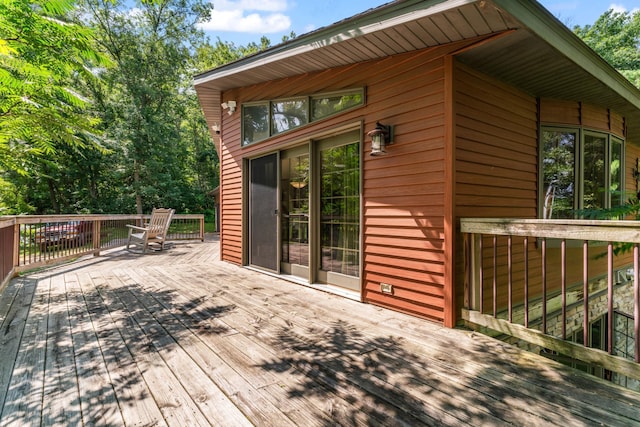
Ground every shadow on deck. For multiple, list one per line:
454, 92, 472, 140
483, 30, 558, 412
0, 234, 639, 426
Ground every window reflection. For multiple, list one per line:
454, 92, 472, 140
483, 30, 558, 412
272, 99, 308, 135
242, 104, 269, 146
542, 130, 576, 219
320, 142, 359, 277
281, 154, 309, 266
583, 133, 606, 211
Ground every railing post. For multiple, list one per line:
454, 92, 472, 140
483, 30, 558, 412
93, 219, 102, 256
200, 215, 205, 241
13, 220, 19, 269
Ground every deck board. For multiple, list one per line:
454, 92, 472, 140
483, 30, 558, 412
1, 235, 640, 426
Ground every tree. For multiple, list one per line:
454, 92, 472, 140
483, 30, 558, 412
82, 0, 213, 214
0, 0, 108, 213
574, 9, 640, 88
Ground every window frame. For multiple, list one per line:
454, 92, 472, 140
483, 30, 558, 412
539, 125, 625, 219
241, 88, 365, 147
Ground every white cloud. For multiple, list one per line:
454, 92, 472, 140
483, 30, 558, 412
199, 0, 291, 33
609, 3, 640, 14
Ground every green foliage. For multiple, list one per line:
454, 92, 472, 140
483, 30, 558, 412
574, 9, 640, 88
0, 0, 277, 215
0, 0, 108, 164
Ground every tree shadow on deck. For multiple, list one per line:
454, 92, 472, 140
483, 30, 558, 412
0, 264, 236, 426
255, 316, 625, 426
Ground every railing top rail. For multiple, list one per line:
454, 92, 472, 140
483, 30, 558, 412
0, 213, 204, 226
460, 218, 640, 243
0, 218, 16, 229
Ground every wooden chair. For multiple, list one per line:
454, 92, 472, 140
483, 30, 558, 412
126, 208, 175, 253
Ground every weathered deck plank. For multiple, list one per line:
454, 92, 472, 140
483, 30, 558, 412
41, 272, 82, 426
0, 278, 45, 427
1, 236, 640, 426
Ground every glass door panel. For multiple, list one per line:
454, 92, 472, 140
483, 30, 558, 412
281, 151, 310, 277
318, 137, 360, 290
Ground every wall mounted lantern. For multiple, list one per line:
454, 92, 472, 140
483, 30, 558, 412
221, 100, 237, 115
367, 122, 393, 156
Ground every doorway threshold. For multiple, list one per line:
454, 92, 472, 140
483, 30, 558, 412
244, 266, 362, 302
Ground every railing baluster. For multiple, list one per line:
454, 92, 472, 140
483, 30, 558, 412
542, 237, 547, 334
493, 234, 497, 318
464, 233, 471, 311
635, 244, 639, 363
524, 237, 529, 328
508, 235, 512, 323
561, 239, 567, 340
607, 242, 614, 355
479, 235, 484, 315
583, 240, 589, 348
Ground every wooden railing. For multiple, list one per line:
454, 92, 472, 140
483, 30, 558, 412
0, 213, 205, 289
461, 218, 640, 385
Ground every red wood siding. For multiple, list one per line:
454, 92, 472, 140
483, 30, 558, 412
215, 42, 482, 324
453, 62, 539, 313
540, 98, 626, 138
454, 63, 538, 219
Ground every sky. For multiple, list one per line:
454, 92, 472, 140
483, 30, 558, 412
198, 1, 640, 47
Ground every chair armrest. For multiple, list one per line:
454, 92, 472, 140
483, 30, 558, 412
126, 224, 149, 232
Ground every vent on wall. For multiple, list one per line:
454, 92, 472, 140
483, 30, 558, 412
380, 283, 393, 294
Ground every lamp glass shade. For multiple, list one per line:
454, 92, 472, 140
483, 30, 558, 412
370, 132, 385, 155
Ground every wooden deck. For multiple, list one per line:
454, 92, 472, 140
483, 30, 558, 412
1, 236, 640, 426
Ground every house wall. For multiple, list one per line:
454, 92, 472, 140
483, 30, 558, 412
217, 43, 485, 324
453, 62, 538, 313
453, 62, 635, 317
216, 44, 637, 326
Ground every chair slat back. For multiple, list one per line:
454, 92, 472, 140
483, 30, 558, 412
147, 208, 174, 238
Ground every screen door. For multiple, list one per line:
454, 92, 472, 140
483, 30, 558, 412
249, 153, 279, 271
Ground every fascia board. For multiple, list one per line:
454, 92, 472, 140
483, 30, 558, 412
491, 0, 640, 110
193, 0, 477, 87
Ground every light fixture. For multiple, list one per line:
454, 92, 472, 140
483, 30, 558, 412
367, 122, 393, 156
211, 123, 220, 134
290, 181, 307, 189
221, 100, 237, 115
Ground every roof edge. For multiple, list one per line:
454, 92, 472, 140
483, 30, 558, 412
491, 0, 640, 110
193, 0, 477, 87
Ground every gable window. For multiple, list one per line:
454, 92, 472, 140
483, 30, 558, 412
242, 88, 364, 146
541, 126, 624, 218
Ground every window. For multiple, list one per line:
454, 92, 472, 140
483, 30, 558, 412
541, 127, 624, 219
241, 88, 364, 146
243, 104, 269, 146
272, 98, 308, 135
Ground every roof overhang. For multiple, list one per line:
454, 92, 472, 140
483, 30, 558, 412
194, 0, 640, 140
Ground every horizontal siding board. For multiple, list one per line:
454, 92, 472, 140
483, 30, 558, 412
366, 273, 445, 295
366, 245, 444, 263
365, 225, 444, 240
366, 268, 445, 288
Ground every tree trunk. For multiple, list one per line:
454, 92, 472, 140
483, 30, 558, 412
134, 160, 143, 214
